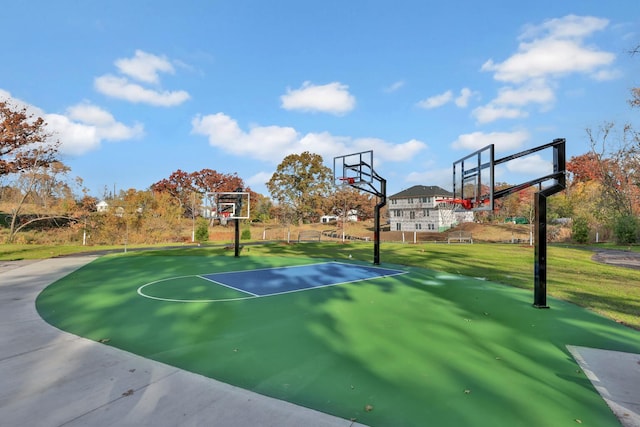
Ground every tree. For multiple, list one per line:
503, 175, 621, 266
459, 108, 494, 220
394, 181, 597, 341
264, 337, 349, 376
572, 216, 590, 244
613, 215, 639, 245
4, 159, 83, 242
194, 218, 209, 242
1, 101, 58, 177
266, 152, 333, 224
322, 186, 377, 221
629, 44, 640, 108
151, 168, 248, 218
0, 102, 69, 242
150, 169, 194, 216
586, 122, 640, 220
567, 152, 603, 183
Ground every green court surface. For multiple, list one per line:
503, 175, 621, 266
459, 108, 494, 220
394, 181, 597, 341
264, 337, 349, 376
36, 253, 640, 426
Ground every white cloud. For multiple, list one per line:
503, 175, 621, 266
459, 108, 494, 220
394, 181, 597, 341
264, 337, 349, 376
451, 130, 530, 152
472, 105, 528, 124
591, 68, 623, 81
493, 81, 555, 107
352, 138, 425, 162
405, 167, 453, 191
0, 90, 142, 156
246, 171, 274, 188
384, 80, 405, 93
115, 50, 175, 84
418, 88, 476, 109
481, 15, 614, 84
475, 15, 616, 123
192, 112, 426, 164
95, 75, 190, 107
280, 81, 356, 115
505, 154, 552, 175
95, 51, 190, 107
192, 113, 298, 160
45, 114, 102, 155
66, 103, 144, 142
454, 88, 475, 107
51, 103, 143, 155
417, 90, 453, 109
482, 38, 615, 83
519, 14, 609, 41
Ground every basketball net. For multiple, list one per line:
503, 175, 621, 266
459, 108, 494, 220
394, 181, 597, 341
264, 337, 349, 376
435, 198, 472, 229
435, 200, 456, 228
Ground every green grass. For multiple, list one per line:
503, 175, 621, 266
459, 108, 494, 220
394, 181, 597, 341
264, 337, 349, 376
37, 252, 640, 427
0, 243, 199, 260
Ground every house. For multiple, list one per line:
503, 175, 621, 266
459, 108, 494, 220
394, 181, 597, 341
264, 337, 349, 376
320, 215, 338, 223
96, 200, 109, 213
388, 185, 474, 232
320, 210, 358, 224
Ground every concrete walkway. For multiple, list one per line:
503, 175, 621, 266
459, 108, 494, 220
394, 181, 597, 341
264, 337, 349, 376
0, 256, 364, 427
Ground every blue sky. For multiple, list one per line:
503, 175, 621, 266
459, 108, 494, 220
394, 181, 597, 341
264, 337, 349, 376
1, 1, 638, 198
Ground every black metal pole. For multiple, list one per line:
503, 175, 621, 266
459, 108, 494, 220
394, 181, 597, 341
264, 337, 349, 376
234, 218, 240, 257
234, 187, 243, 258
533, 192, 549, 308
373, 178, 387, 265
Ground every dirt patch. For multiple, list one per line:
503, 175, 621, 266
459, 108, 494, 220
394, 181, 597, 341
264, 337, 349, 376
591, 249, 640, 270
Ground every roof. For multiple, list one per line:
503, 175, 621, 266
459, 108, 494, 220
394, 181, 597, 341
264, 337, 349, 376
389, 185, 453, 199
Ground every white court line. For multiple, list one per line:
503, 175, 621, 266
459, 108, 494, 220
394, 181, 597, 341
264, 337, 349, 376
198, 275, 259, 297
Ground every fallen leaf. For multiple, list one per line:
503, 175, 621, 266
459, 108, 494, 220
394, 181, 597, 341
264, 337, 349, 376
98, 338, 110, 343
122, 389, 134, 396
365, 404, 374, 412
464, 389, 471, 394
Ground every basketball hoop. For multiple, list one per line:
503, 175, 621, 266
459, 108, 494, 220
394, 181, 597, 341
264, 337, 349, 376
339, 177, 356, 185
435, 198, 473, 210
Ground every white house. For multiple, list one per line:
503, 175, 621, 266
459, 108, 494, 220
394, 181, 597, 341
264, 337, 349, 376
388, 185, 473, 232
96, 200, 109, 213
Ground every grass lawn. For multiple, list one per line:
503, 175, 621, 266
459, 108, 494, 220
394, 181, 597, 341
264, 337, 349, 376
35, 248, 640, 426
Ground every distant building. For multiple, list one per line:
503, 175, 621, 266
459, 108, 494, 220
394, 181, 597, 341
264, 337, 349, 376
320, 215, 338, 223
96, 200, 109, 213
320, 210, 358, 224
388, 185, 474, 232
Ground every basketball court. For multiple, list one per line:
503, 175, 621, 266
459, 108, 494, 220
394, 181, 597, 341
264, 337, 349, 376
31, 251, 640, 427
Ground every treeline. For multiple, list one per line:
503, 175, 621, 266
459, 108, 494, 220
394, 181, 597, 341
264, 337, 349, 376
2, 71, 640, 245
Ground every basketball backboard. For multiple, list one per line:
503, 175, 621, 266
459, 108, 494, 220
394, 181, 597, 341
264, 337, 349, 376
333, 150, 374, 187
206, 192, 250, 220
453, 144, 494, 211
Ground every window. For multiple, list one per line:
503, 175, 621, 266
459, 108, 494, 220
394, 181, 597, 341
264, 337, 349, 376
396, 223, 401, 231
409, 211, 415, 219
428, 224, 435, 230
408, 198, 414, 203
415, 223, 422, 230
391, 199, 397, 205
424, 209, 429, 217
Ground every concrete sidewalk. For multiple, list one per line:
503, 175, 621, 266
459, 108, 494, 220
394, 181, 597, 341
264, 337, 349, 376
0, 256, 364, 427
